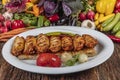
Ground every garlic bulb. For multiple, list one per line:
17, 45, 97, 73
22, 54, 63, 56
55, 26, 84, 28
81, 20, 95, 29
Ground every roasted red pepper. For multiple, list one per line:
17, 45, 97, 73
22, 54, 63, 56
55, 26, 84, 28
107, 34, 120, 43
11, 20, 25, 29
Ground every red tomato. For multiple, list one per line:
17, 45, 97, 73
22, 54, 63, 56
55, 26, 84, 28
36, 53, 61, 67
11, 20, 25, 30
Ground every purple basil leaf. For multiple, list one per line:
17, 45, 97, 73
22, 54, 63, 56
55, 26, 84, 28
62, 2, 72, 16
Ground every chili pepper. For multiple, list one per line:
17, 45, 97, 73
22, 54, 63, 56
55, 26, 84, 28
107, 34, 120, 42
28, 17, 37, 26
49, 14, 60, 22
11, 20, 25, 29
22, 17, 37, 26
37, 15, 44, 27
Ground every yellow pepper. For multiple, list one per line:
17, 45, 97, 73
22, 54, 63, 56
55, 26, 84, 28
96, 0, 107, 14
33, 5, 40, 17
96, 0, 116, 15
2, 0, 10, 5
26, 2, 34, 10
105, 0, 116, 15
26, 5, 40, 17
30, 0, 39, 4
94, 13, 99, 20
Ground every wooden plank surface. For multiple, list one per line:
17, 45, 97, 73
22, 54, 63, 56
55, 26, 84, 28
0, 42, 120, 80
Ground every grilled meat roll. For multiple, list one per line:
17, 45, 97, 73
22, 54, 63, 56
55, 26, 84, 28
82, 34, 98, 48
23, 36, 36, 55
61, 35, 73, 51
49, 36, 61, 52
36, 34, 49, 53
11, 36, 25, 56
73, 35, 85, 51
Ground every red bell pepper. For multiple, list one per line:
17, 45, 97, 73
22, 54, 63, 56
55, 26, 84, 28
11, 20, 25, 29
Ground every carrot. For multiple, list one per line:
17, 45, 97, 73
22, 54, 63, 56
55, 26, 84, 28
0, 28, 34, 42
0, 34, 14, 40
0, 28, 26, 36
0, 39, 8, 42
0, 28, 33, 36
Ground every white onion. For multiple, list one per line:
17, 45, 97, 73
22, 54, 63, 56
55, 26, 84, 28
78, 53, 88, 63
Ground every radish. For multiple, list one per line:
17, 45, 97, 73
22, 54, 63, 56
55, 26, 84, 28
4, 20, 12, 29
0, 14, 5, 22
79, 12, 86, 21
0, 26, 8, 33
86, 10, 95, 21
0, 22, 2, 27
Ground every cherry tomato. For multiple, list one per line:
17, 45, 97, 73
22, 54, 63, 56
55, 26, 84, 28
36, 53, 61, 67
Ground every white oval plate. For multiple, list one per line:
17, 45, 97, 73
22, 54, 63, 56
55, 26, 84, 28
2, 26, 114, 74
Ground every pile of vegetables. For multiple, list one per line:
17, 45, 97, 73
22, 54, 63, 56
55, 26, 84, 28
0, 0, 120, 42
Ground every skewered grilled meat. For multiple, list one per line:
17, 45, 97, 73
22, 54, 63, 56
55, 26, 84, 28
36, 34, 49, 53
49, 36, 61, 52
73, 34, 85, 51
82, 34, 98, 48
11, 36, 25, 56
61, 35, 73, 51
11, 32, 98, 58
23, 36, 36, 55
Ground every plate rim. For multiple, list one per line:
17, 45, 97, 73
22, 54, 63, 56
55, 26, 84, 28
2, 26, 114, 74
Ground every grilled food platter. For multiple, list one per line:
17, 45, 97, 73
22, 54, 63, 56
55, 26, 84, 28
2, 26, 114, 74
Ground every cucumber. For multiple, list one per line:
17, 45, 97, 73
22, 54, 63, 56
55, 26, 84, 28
103, 13, 120, 32
112, 21, 120, 33
101, 16, 114, 27
115, 31, 120, 38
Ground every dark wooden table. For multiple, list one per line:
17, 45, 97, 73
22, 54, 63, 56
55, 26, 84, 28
0, 42, 120, 80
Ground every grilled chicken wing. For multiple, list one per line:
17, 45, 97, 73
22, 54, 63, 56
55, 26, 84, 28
49, 36, 61, 52
73, 34, 85, 51
11, 36, 25, 56
61, 36, 73, 51
23, 36, 36, 55
36, 34, 49, 53
82, 34, 98, 48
